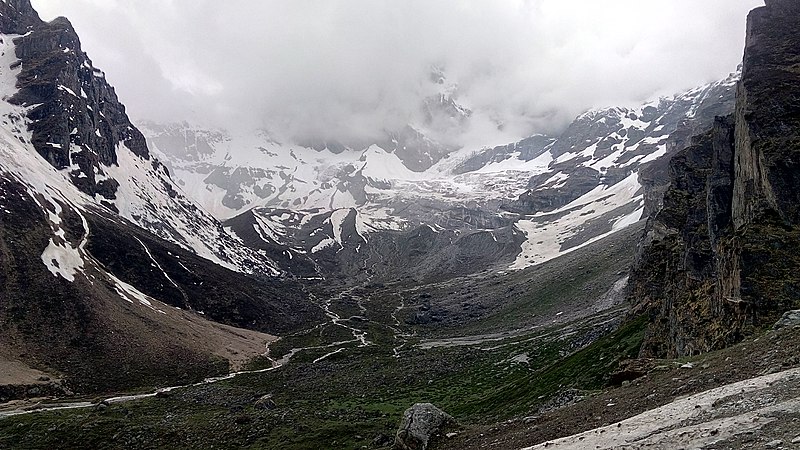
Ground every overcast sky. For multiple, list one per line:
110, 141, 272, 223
32, 0, 763, 146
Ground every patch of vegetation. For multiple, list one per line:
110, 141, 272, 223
0, 313, 643, 449
465, 314, 648, 417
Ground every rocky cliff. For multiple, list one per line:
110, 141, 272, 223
629, 0, 800, 357
1, 0, 147, 203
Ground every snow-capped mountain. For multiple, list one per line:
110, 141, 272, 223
0, 7, 280, 276
0, 0, 320, 393
140, 67, 472, 222
145, 70, 738, 274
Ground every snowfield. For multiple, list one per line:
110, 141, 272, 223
522, 367, 800, 450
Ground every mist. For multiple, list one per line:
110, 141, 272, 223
32, 0, 763, 146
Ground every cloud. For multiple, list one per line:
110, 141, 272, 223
31, 0, 763, 146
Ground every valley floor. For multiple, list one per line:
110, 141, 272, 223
2, 225, 798, 450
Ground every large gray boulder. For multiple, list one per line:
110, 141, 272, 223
773, 310, 800, 330
394, 403, 454, 450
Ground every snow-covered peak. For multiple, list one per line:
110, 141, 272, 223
0, 27, 282, 276
147, 69, 738, 273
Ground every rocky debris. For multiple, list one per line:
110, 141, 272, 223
253, 394, 277, 410
0, 381, 71, 402
537, 389, 585, 414
773, 310, 800, 330
373, 434, 394, 447
394, 403, 455, 450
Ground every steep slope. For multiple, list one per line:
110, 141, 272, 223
0, 0, 278, 275
628, 0, 800, 357
0, 0, 320, 394
500, 71, 738, 216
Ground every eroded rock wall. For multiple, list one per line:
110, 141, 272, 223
630, 0, 800, 357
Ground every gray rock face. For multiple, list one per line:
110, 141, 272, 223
0, 2, 149, 203
629, 0, 800, 358
773, 311, 800, 330
505, 165, 601, 214
394, 403, 454, 450
378, 125, 456, 172
502, 73, 737, 215
732, 0, 800, 228
452, 134, 555, 175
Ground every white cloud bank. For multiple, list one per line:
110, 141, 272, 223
32, 0, 763, 145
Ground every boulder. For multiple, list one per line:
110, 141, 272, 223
773, 310, 800, 330
394, 403, 454, 450
154, 390, 172, 399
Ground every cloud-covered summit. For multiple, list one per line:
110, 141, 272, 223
32, 0, 762, 147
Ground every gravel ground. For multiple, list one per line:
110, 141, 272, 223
439, 325, 800, 450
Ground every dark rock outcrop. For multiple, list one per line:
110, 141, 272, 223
629, 0, 800, 357
253, 394, 277, 410
1, 0, 148, 201
505, 166, 601, 214
0, 1, 322, 394
378, 125, 456, 172
773, 310, 800, 330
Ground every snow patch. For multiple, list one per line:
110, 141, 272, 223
511, 172, 643, 270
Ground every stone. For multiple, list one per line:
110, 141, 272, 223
764, 439, 782, 448
773, 310, 800, 330
394, 403, 455, 450
610, 359, 655, 385
254, 394, 277, 410
94, 400, 110, 412
372, 434, 393, 447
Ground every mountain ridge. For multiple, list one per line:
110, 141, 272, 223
0, 0, 321, 394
